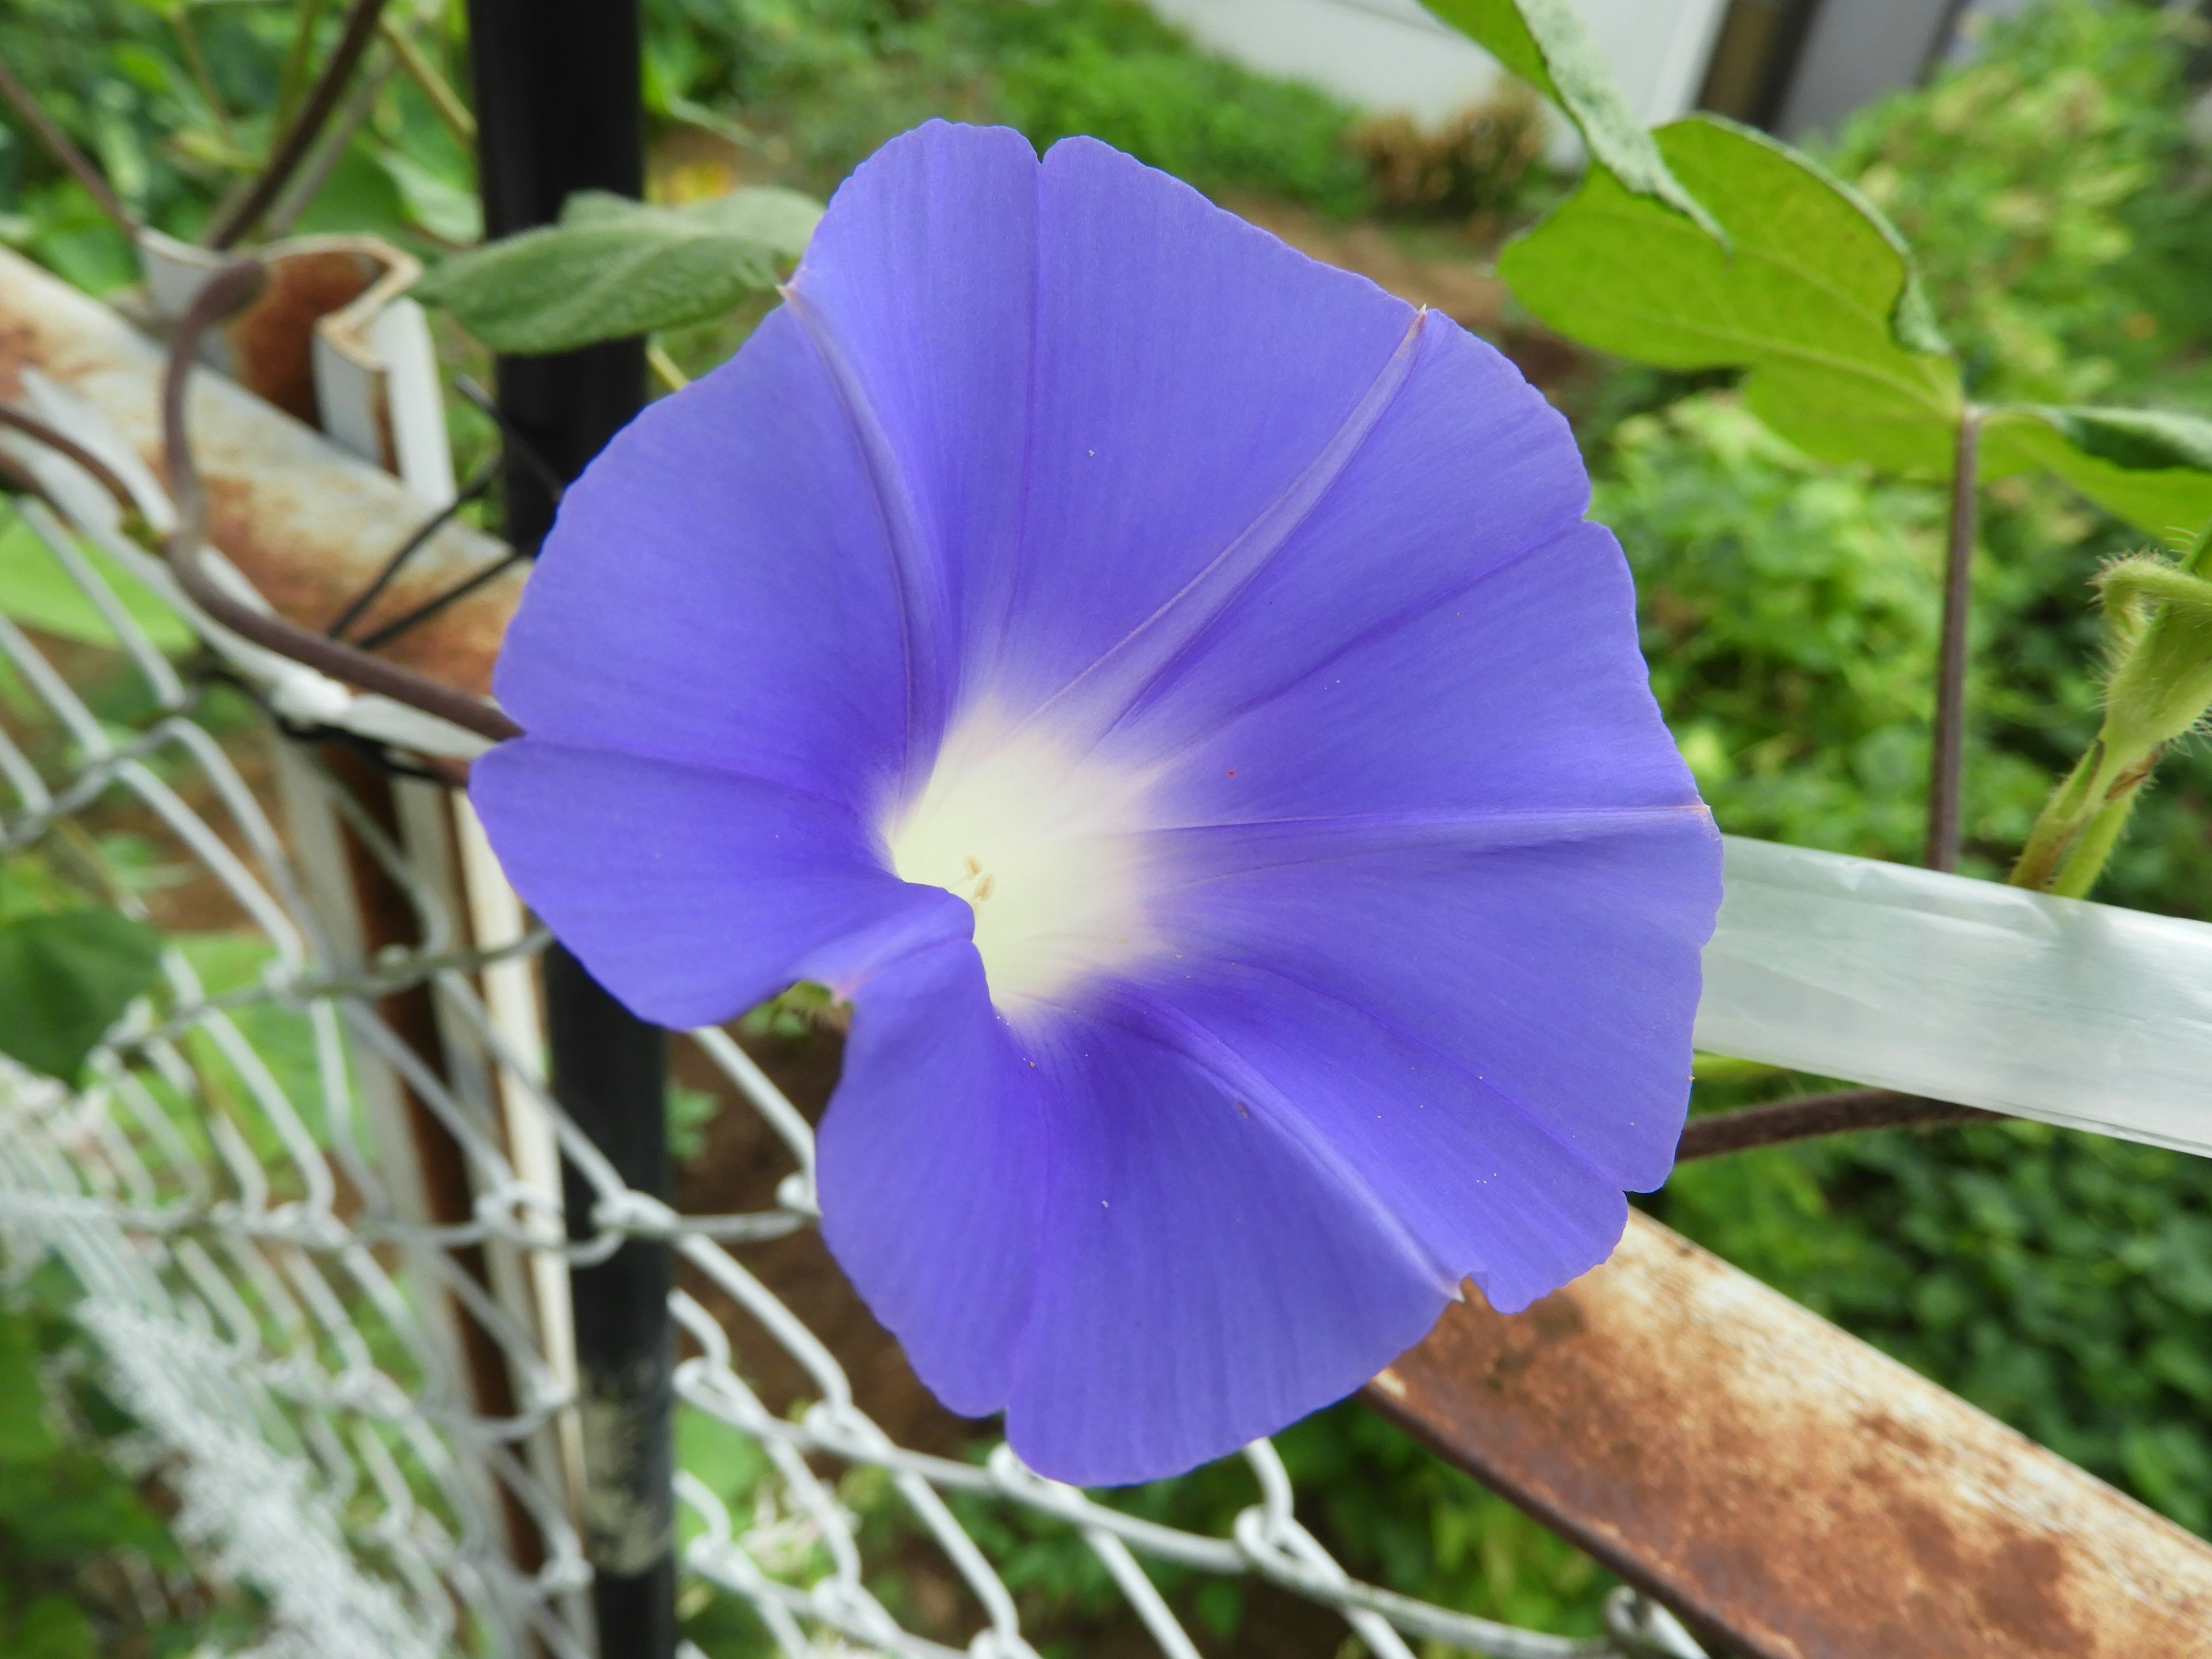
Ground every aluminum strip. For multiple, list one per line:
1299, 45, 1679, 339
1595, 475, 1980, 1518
1698, 834, 2212, 1155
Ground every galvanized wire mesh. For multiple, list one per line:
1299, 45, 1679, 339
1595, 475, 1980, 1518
0, 400, 1705, 1658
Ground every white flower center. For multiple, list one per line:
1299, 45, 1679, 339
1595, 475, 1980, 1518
887, 706, 1159, 1009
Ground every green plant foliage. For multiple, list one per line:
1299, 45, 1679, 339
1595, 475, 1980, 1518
0, 1276, 263, 1654
1506, 93, 2212, 536
904, 1397, 1612, 1648
736, 979, 836, 1041
415, 188, 821, 354
0, 1304, 169, 1575
0, 0, 483, 265
1274, 1403, 1616, 1638
1349, 92, 1548, 224
643, 0, 1378, 218
1981, 404, 2212, 544
1828, 0, 2212, 407
1597, 394, 1948, 855
0, 506, 195, 656
0, 908, 162, 1086
992, 37, 1372, 215
1603, 3, 2212, 1558
1592, 380, 2212, 900
666, 1084, 724, 1164
1505, 115, 1962, 476
1420, 0, 1716, 234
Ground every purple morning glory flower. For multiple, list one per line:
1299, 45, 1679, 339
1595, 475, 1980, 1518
472, 122, 1720, 1486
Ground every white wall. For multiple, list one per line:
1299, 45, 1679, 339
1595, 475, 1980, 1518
1144, 0, 1733, 127
1777, 0, 1956, 139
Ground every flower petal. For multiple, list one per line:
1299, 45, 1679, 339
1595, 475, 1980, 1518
470, 741, 967, 1028
998, 999, 1449, 1485
1104, 504, 1715, 1222
781, 120, 1040, 736
999, 135, 1418, 713
788, 126, 1428, 730
1166, 970, 1637, 1317
1148, 518, 1696, 822
491, 309, 910, 813
476, 120, 1728, 1488
819, 938, 1046, 1415
1104, 318, 1595, 748
1145, 810, 1718, 1296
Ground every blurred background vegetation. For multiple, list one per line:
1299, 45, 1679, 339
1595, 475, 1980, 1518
5, 0, 2212, 1653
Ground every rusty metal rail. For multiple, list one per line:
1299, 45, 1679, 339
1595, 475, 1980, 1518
0, 248, 518, 699
8, 240, 2212, 1656
1369, 1213, 2212, 1659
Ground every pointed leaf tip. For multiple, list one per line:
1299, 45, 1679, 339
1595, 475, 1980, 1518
1421, 0, 1723, 240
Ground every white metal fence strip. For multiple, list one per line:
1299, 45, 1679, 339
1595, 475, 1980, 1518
1698, 834, 2212, 1155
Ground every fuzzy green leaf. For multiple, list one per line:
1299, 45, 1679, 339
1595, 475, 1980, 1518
1981, 406, 2212, 540
0, 909, 162, 1085
1421, 0, 1719, 236
1501, 115, 1961, 475
413, 188, 822, 355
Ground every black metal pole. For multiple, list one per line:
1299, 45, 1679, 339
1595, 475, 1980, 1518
463, 6, 674, 1657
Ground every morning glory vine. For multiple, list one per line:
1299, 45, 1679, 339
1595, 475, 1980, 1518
2012, 514, 2212, 897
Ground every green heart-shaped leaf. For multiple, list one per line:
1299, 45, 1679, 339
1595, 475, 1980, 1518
1421, 0, 1719, 237
1501, 115, 1963, 476
1981, 406, 2212, 540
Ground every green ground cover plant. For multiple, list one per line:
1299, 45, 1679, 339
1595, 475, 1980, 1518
644, 0, 1377, 211
0, 1271, 262, 1657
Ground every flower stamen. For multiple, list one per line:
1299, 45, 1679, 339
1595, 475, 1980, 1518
887, 704, 1159, 1008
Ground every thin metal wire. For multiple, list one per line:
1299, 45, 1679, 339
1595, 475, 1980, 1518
453, 377, 567, 518
328, 459, 499, 642
350, 547, 528, 653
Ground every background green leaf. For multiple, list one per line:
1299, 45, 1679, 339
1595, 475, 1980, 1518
1420, 0, 1718, 236
0, 910, 162, 1085
1981, 405, 2212, 539
1502, 115, 1962, 475
0, 507, 194, 655
414, 187, 822, 355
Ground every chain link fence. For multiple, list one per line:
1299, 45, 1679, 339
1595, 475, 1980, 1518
0, 382, 1703, 1659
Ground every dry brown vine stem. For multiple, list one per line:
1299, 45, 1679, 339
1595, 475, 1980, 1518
7, 382, 514, 749
202, 0, 395, 250
154, 259, 522, 745
1677, 1086, 2002, 1161
0, 403, 142, 512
